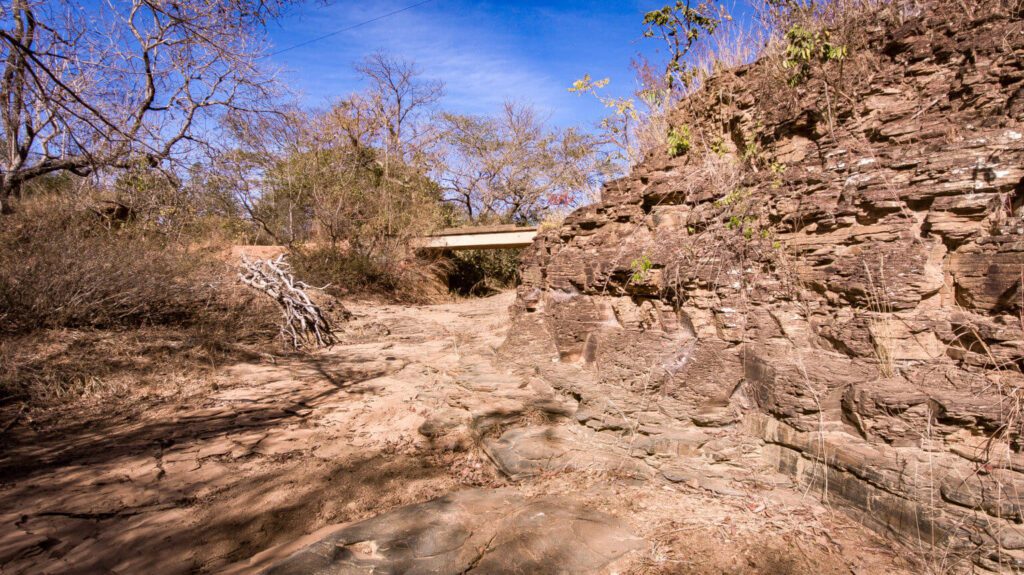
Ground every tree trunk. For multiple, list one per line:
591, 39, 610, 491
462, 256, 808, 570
0, 176, 19, 214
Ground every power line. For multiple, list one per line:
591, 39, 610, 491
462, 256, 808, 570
265, 0, 437, 58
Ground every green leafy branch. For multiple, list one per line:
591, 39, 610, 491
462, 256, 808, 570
666, 125, 691, 157
642, 1, 731, 91
630, 254, 654, 283
569, 74, 641, 165
782, 24, 847, 86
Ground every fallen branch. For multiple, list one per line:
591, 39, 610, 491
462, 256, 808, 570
239, 255, 339, 349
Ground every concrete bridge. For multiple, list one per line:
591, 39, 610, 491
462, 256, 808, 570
413, 225, 538, 251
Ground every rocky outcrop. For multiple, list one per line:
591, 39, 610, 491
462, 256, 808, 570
501, 2, 1024, 570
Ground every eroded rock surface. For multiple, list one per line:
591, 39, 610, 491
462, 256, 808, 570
250, 488, 643, 575
483, 425, 653, 480
501, 2, 1024, 571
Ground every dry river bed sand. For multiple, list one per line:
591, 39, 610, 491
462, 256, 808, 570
0, 293, 920, 574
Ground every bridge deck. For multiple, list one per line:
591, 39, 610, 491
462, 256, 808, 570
413, 225, 538, 251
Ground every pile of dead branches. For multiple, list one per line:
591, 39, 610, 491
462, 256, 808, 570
239, 255, 339, 349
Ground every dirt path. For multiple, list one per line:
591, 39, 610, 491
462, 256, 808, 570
0, 293, 918, 574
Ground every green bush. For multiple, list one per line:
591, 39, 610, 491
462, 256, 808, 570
782, 24, 847, 85
445, 249, 522, 296
630, 254, 654, 283
667, 125, 692, 157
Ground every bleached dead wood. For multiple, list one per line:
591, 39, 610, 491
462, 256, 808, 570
239, 255, 338, 349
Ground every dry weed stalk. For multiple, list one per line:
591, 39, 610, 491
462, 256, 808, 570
239, 255, 338, 349
863, 256, 896, 378
886, 302, 1024, 572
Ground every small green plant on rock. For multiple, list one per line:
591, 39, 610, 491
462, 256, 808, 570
710, 136, 727, 156
715, 186, 778, 245
769, 160, 786, 188
726, 214, 759, 233
740, 127, 763, 168
715, 187, 747, 208
666, 125, 692, 157
783, 24, 847, 86
630, 254, 654, 283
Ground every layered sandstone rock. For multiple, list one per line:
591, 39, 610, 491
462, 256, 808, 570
501, 2, 1024, 570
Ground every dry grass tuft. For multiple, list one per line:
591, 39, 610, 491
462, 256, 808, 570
863, 257, 897, 378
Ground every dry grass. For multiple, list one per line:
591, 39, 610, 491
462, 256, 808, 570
0, 325, 273, 409
863, 257, 897, 378
0, 196, 262, 332
687, 15, 767, 94
0, 195, 282, 406
289, 243, 451, 304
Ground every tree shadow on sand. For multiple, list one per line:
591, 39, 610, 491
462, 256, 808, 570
0, 351, 396, 483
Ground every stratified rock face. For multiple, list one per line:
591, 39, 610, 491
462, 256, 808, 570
502, 3, 1024, 571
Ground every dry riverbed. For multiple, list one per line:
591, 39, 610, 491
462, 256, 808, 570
0, 293, 918, 574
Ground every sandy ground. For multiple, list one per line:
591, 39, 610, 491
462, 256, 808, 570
0, 292, 919, 574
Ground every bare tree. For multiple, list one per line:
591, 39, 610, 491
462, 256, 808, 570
214, 107, 311, 244
210, 53, 446, 246
440, 102, 606, 224
0, 0, 289, 213
355, 52, 444, 173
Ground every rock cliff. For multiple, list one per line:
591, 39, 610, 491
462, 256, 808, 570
501, 2, 1024, 570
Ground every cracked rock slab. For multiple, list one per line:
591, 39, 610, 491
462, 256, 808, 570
244, 488, 643, 575
482, 426, 653, 481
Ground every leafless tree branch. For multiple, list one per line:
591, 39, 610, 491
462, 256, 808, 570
239, 254, 339, 349
0, 0, 289, 213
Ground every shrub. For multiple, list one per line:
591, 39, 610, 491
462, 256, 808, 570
782, 24, 847, 85
0, 195, 279, 404
630, 254, 654, 283
445, 249, 522, 296
289, 244, 449, 304
0, 195, 276, 333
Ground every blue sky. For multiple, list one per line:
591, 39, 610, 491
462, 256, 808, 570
264, 0, 754, 130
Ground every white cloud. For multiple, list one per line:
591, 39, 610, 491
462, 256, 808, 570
269, 1, 564, 120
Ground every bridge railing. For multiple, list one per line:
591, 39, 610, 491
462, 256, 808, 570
412, 225, 538, 251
